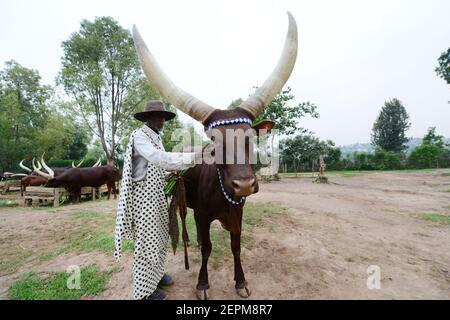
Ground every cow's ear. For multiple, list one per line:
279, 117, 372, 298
252, 120, 276, 136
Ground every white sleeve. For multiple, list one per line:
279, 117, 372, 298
134, 132, 196, 171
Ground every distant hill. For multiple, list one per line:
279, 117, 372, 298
339, 138, 450, 155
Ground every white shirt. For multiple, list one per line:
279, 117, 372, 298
132, 127, 196, 182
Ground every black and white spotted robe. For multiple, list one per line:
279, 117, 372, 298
115, 124, 196, 300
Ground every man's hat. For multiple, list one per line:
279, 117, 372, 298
133, 100, 176, 122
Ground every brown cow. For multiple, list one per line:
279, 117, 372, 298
33, 158, 120, 203
133, 12, 298, 299
20, 175, 48, 196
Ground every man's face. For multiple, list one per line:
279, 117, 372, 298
146, 115, 165, 132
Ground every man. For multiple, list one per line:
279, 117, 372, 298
115, 100, 201, 300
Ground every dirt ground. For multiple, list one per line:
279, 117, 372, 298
1, 170, 449, 300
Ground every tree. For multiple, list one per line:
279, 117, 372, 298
409, 127, 450, 169
280, 134, 341, 172
0, 61, 51, 172
436, 48, 450, 85
0, 61, 84, 172
422, 127, 447, 148
254, 87, 319, 135
227, 98, 243, 110
371, 98, 411, 152
59, 17, 157, 165
229, 86, 319, 135
65, 123, 89, 160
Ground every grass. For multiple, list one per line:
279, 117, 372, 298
280, 169, 450, 178
74, 232, 134, 253
37, 249, 67, 262
172, 202, 288, 269
30, 206, 58, 212
65, 210, 134, 254
8, 264, 116, 300
5, 202, 285, 279
0, 249, 33, 274
391, 168, 437, 174
0, 200, 19, 208
71, 210, 107, 219
337, 172, 366, 178
420, 213, 450, 225
38, 210, 134, 262
243, 202, 288, 228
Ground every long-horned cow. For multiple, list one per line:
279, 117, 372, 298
133, 12, 298, 299
33, 157, 120, 202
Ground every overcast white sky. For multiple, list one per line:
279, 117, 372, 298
1, 0, 449, 145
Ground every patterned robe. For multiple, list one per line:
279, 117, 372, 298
114, 125, 171, 300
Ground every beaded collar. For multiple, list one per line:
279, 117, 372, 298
216, 167, 246, 206
207, 117, 252, 130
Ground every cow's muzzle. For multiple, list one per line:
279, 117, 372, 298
232, 178, 257, 197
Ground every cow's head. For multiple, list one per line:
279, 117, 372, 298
133, 12, 298, 199
32, 154, 55, 181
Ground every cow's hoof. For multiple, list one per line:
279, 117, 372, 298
236, 282, 251, 298
236, 287, 251, 298
196, 288, 210, 300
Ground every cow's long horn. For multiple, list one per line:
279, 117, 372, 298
72, 161, 76, 168
35, 158, 42, 170
238, 12, 298, 118
93, 158, 101, 167
33, 158, 53, 179
133, 25, 215, 123
77, 159, 84, 168
19, 160, 32, 173
40, 153, 55, 178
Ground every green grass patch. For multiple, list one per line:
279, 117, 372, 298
37, 248, 68, 262
441, 173, 450, 177
8, 264, 115, 300
30, 206, 57, 212
397, 169, 436, 173
64, 230, 134, 254
50, 210, 133, 256
0, 200, 19, 208
243, 202, 288, 228
71, 210, 106, 219
420, 213, 450, 224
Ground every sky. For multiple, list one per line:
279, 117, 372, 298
1, 0, 449, 146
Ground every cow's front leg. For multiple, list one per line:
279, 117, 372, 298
231, 232, 251, 298
194, 212, 202, 247
196, 219, 212, 300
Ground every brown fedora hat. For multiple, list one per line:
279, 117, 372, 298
133, 100, 176, 122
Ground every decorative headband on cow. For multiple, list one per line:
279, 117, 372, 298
207, 118, 253, 130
